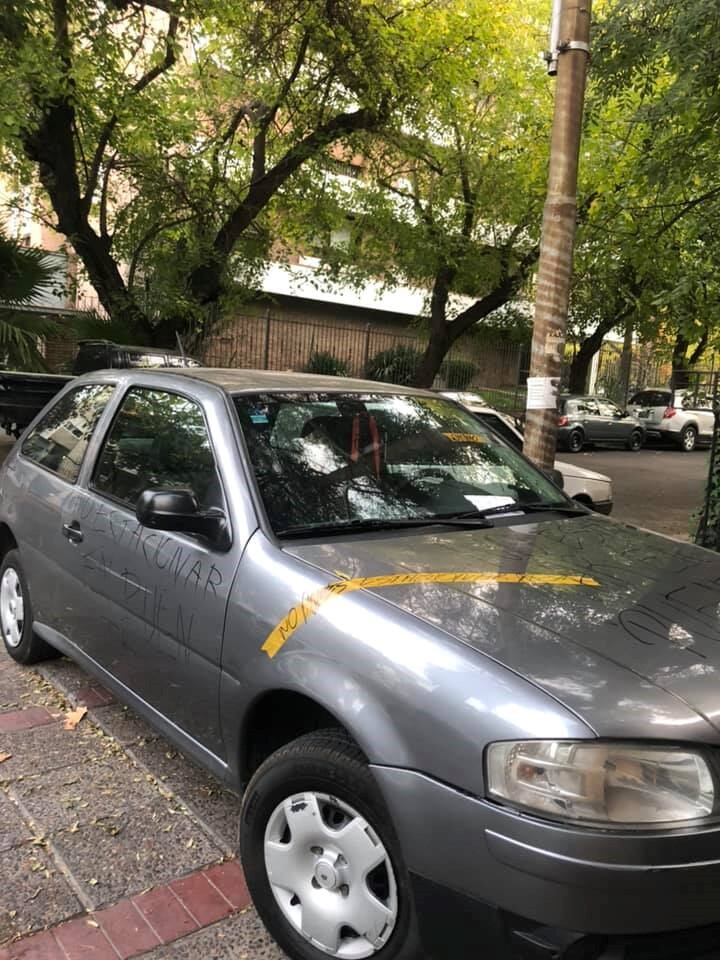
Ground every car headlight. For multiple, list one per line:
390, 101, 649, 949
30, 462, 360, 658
486, 741, 715, 827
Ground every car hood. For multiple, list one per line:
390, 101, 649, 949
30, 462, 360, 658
554, 459, 610, 484
284, 516, 720, 742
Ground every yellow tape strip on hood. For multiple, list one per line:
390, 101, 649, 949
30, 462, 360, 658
262, 571, 599, 658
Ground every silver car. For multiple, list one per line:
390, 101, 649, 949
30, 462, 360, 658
627, 387, 715, 451
3, 368, 720, 960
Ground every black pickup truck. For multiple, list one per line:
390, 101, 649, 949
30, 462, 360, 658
0, 340, 200, 437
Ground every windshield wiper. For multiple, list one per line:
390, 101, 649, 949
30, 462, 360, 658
469, 501, 588, 519
276, 515, 494, 538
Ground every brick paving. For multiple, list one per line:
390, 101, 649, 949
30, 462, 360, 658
0, 647, 285, 960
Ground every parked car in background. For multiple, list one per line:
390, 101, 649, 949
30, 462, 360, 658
556, 395, 646, 453
6, 369, 720, 959
627, 387, 715, 452
443, 392, 613, 514
0, 340, 200, 438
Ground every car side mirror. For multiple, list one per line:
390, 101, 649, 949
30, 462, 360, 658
542, 468, 565, 490
136, 489, 230, 550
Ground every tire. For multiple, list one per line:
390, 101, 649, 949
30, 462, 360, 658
566, 429, 584, 453
625, 429, 643, 452
240, 729, 422, 960
0, 550, 57, 664
678, 425, 698, 452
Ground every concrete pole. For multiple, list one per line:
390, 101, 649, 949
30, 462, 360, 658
524, 0, 592, 471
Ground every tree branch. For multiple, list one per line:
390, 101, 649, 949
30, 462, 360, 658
448, 243, 540, 343
214, 106, 384, 261
127, 215, 193, 289
83, 15, 179, 208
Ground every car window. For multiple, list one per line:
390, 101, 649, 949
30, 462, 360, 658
234, 392, 564, 535
21, 383, 115, 483
473, 412, 523, 450
596, 399, 621, 417
629, 390, 671, 407
572, 398, 599, 415
92, 387, 223, 511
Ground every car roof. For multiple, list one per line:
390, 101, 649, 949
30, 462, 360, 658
146, 367, 436, 396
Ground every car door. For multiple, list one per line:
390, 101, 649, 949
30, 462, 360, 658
681, 393, 716, 439
596, 399, 627, 442
9, 382, 116, 634
59, 385, 242, 756
575, 398, 603, 441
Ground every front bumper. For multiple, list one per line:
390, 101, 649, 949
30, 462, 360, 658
412, 875, 720, 959
372, 766, 720, 958
590, 498, 613, 515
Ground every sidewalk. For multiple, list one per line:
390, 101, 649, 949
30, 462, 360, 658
0, 647, 285, 959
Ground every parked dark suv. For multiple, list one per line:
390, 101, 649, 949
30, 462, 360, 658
557, 395, 646, 453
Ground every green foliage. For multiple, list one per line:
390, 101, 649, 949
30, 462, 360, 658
0, 231, 58, 370
0, 232, 55, 306
441, 357, 476, 389
365, 345, 422, 385
0, 0, 487, 339
305, 351, 349, 377
568, 0, 720, 374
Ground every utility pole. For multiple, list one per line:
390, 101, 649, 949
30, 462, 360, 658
524, 0, 592, 471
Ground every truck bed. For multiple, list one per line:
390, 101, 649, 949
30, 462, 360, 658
0, 371, 74, 437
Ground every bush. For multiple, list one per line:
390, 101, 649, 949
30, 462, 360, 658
365, 345, 423, 385
305, 351, 349, 377
441, 358, 476, 389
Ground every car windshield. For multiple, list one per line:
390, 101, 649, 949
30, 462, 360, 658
233, 392, 566, 536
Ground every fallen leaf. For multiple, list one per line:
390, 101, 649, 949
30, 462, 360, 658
0, 753, 11, 764
63, 707, 87, 731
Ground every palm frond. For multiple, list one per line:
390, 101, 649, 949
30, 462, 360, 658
0, 233, 57, 306
0, 309, 59, 371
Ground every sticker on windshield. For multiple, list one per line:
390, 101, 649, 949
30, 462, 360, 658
464, 495, 516, 512
262, 571, 600, 658
442, 432, 487, 444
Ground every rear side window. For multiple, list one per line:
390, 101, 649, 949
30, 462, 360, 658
92, 387, 223, 510
475, 413, 522, 450
629, 391, 670, 407
568, 398, 598, 415
21, 384, 114, 483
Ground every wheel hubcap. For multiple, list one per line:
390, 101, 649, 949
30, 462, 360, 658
684, 432, 695, 450
0, 568, 24, 648
264, 792, 398, 958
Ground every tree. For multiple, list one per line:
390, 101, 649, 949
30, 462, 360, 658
0, 230, 58, 369
292, 0, 551, 387
564, 0, 720, 392
0, 0, 462, 343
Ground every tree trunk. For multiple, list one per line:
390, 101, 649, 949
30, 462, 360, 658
567, 317, 614, 393
672, 332, 690, 389
618, 316, 633, 405
410, 248, 540, 390
414, 333, 451, 388
23, 101, 152, 341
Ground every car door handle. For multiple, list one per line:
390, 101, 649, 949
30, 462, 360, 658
62, 522, 84, 544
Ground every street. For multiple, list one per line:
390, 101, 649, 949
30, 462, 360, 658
566, 446, 710, 540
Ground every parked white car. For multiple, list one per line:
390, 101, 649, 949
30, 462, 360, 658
627, 387, 715, 452
443, 392, 613, 514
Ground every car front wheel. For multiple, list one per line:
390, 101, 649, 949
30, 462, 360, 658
240, 730, 422, 960
0, 550, 58, 664
678, 425, 698, 452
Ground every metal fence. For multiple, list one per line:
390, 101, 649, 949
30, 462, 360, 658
592, 342, 673, 405
201, 312, 529, 410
